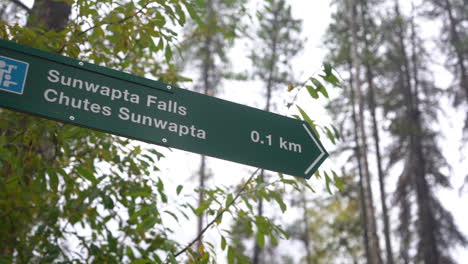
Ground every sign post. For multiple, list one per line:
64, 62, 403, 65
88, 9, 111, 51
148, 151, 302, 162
0, 39, 328, 179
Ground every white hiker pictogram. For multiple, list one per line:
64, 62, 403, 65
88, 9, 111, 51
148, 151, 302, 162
0, 56, 29, 94
0, 60, 19, 88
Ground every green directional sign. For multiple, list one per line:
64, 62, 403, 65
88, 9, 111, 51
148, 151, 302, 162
0, 39, 328, 179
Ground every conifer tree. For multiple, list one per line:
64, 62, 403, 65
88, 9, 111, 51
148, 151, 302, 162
358, 0, 394, 262
422, 0, 467, 107
381, 2, 467, 262
178, 0, 244, 250
325, 1, 384, 262
248, 0, 302, 262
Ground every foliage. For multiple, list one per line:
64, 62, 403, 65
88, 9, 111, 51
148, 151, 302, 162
249, 0, 303, 110
0, 0, 200, 263
287, 173, 364, 264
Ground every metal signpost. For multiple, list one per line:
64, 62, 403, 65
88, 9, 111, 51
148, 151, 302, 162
0, 39, 328, 179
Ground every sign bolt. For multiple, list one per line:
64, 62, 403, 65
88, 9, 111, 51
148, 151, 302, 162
78, 61, 84, 66
167, 85, 172, 90
162, 138, 167, 143
69, 116, 75, 120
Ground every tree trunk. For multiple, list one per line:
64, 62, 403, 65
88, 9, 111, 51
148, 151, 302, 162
196, 1, 215, 250
348, 0, 382, 263
348, 58, 371, 264
197, 155, 206, 250
252, 4, 280, 263
27, 0, 71, 31
301, 192, 313, 264
252, 170, 264, 264
359, 1, 394, 263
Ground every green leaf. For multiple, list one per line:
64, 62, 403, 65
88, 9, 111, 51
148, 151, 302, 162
165, 46, 172, 62
182, 0, 203, 26
157, 178, 167, 203
324, 171, 332, 194
227, 246, 235, 264
131, 259, 154, 264
76, 166, 97, 184
305, 85, 318, 99
103, 195, 115, 209
332, 171, 344, 192
256, 232, 265, 248
319, 72, 343, 88
221, 236, 227, 250
270, 233, 278, 246
127, 191, 152, 198
137, 216, 159, 233
269, 191, 287, 212
325, 126, 336, 144
323, 62, 332, 76
296, 106, 319, 138
174, 3, 186, 26
176, 185, 183, 195
310, 77, 329, 98
164, 210, 179, 222
225, 193, 234, 207
194, 199, 211, 215
129, 205, 156, 223
331, 124, 341, 140
48, 169, 58, 191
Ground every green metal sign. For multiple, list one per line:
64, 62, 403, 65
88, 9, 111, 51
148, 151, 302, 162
0, 39, 327, 179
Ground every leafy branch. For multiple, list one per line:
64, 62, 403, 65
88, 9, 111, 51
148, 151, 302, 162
169, 168, 261, 260
56, 2, 151, 54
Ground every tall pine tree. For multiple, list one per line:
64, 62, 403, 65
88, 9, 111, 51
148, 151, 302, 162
249, 0, 302, 262
381, 1, 467, 263
178, 0, 244, 250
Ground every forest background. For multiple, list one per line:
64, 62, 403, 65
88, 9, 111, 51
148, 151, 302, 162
0, 0, 467, 263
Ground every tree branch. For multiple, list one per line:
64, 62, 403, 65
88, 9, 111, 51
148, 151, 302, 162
10, 0, 30, 13
170, 168, 261, 260
56, 3, 151, 54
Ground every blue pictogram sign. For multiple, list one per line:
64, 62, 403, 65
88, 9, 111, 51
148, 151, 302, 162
0, 56, 29, 94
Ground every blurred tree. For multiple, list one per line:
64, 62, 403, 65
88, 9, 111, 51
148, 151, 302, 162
324, 0, 384, 262
288, 173, 364, 264
358, 0, 394, 262
381, 1, 467, 263
347, 0, 383, 262
177, 0, 245, 251
421, 0, 468, 194
248, 0, 303, 262
422, 0, 467, 108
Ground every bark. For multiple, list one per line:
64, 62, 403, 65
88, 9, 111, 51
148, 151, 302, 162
26, 0, 71, 31
196, 155, 207, 250
348, 0, 382, 263
348, 59, 371, 264
252, 4, 280, 263
359, 1, 395, 263
399, 186, 411, 264
196, 1, 215, 250
252, 171, 264, 264
301, 192, 313, 264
